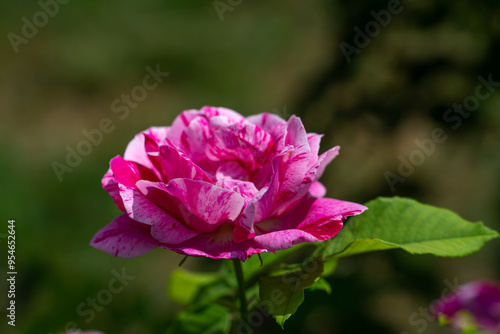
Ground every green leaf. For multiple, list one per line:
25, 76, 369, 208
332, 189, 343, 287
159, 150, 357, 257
167, 268, 223, 305
242, 243, 310, 280
259, 258, 324, 329
322, 257, 339, 277
308, 278, 331, 294
166, 303, 232, 334
317, 197, 499, 259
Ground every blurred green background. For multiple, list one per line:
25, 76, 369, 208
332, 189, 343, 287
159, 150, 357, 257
1, 0, 499, 333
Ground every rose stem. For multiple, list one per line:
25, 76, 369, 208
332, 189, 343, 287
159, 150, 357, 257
233, 260, 247, 319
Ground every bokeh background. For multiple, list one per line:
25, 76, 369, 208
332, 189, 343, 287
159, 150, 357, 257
1, 0, 499, 333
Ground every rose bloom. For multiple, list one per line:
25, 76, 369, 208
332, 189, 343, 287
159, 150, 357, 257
432, 280, 500, 333
91, 107, 367, 260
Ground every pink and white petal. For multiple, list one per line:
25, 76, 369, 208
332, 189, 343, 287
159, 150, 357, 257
236, 121, 275, 162
90, 214, 159, 258
163, 225, 268, 261
207, 116, 275, 170
206, 117, 246, 162
137, 179, 245, 233
179, 116, 218, 174
279, 145, 337, 205
270, 116, 312, 212
216, 161, 250, 182
295, 197, 368, 225
309, 181, 326, 198
110, 155, 159, 188
201, 106, 245, 122
233, 189, 262, 242
151, 216, 199, 245
167, 110, 204, 147
256, 197, 367, 241
102, 167, 125, 212
144, 126, 170, 145
314, 146, 340, 181
306, 133, 323, 170
135, 180, 183, 221
163, 179, 245, 232
118, 184, 199, 244
217, 178, 259, 205
156, 142, 213, 183
235, 146, 294, 242
181, 115, 212, 155
236, 128, 324, 240
246, 112, 285, 133
123, 127, 169, 169
253, 229, 321, 252
247, 113, 288, 154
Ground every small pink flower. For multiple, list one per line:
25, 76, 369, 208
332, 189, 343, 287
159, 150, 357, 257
91, 107, 367, 260
432, 280, 500, 333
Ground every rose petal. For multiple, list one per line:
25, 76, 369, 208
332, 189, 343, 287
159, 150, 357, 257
201, 106, 245, 122
309, 181, 327, 198
110, 155, 158, 188
272, 116, 311, 207
217, 178, 259, 205
256, 197, 368, 242
102, 167, 125, 212
315, 146, 340, 181
167, 110, 204, 148
247, 113, 288, 154
234, 147, 294, 242
207, 116, 275, 175
178, 116, 219, 174
246, 112, 285, 133
151, 216, 199, 245
306, 133, 323, 170
90, 214, 159, 257
137, 179, 245, 233
155, 141, 213, 183
253, 229, 320, 251
216, 161, 250, 182
118, 184, 199, 244
123, 126, 169, 170
163, 225, 267, 261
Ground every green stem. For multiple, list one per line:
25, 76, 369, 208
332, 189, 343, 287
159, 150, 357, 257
233, 260, 247, 319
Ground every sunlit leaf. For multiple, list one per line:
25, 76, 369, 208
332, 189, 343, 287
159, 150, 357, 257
167, 268, 223, 305
166, 303, 232, 334
308, 277, 331, 294
316, 197, 499, 259
259, 258, 324, 328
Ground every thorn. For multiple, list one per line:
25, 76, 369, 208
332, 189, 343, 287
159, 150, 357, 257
258, 253, 263, 267
178, 255, 188, 267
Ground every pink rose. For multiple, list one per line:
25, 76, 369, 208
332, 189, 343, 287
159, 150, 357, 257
432, 280, 500, 333
91, 107, 367, 260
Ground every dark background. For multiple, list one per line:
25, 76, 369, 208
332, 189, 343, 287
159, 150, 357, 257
1, 0, 499, 333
